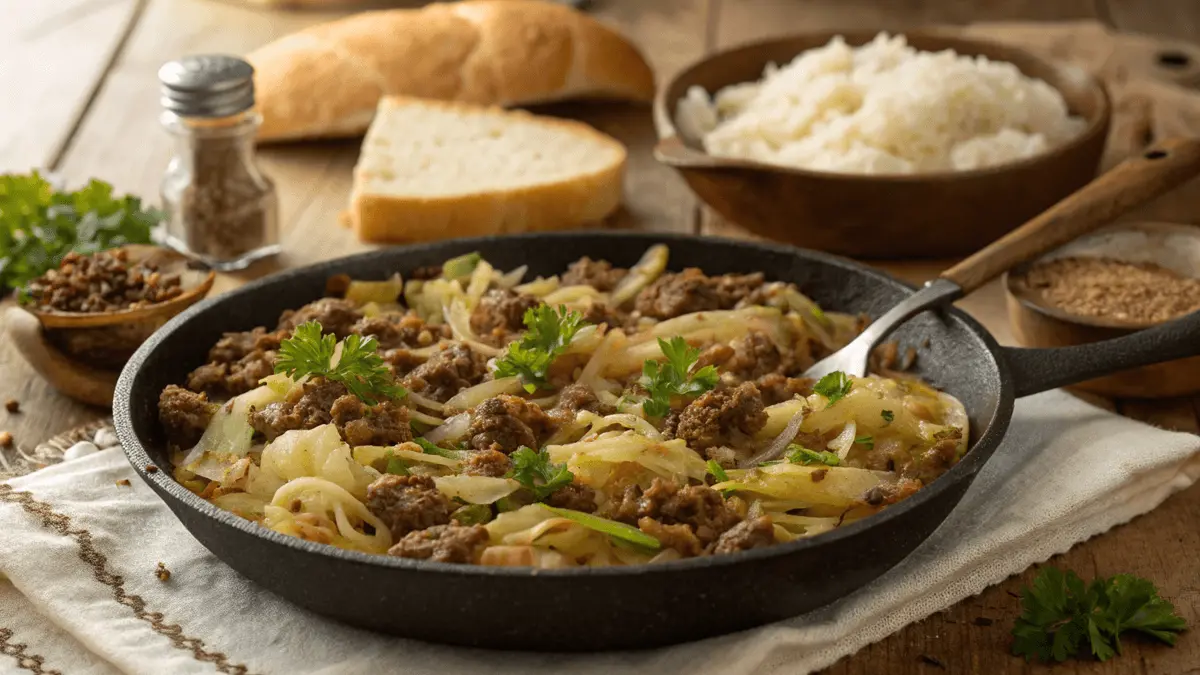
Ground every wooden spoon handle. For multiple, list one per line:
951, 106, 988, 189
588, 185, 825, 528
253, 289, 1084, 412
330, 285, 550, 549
941, 137, 1200, 294
4, 306, 117, 408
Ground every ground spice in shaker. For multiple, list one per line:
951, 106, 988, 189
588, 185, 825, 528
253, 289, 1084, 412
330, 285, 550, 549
159, 55, 280, 271
1019, 256, 1200, 323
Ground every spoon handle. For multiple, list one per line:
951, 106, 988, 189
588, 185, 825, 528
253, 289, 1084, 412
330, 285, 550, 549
941, 137, 1200, 294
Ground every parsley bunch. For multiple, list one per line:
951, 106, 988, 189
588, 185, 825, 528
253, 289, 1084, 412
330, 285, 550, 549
275, 321, 406, 405
1012, 567, 1186, 663
640, 337, 719, 417
0, 172, 160, 291
493, 305, 587, 393
507, 447, 573, 501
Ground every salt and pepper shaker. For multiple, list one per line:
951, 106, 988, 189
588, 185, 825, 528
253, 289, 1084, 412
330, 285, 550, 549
158, 55, 280, 271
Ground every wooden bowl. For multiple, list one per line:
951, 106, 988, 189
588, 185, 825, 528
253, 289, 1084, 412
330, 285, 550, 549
653, 30, 1112, 259
1004, 221, 1200, 398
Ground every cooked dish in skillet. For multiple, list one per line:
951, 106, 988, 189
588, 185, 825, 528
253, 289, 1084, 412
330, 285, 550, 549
158, 246, 969, 567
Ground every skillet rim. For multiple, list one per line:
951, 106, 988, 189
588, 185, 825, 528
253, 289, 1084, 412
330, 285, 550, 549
114, 231, 1014, 579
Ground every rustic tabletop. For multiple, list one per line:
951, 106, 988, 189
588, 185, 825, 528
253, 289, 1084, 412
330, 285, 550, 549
3, 0, 1200, 672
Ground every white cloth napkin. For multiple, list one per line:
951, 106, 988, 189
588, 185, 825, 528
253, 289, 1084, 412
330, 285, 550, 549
2, 391, 1199, 675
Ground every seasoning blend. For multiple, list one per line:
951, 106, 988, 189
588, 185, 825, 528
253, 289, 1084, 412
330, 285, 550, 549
158, 55, 280, 270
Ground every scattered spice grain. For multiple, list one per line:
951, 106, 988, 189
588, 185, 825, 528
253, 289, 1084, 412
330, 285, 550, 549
1020, 256, 1200, 323
4, 399, 18, 413
116, 479, 131, 487
155, 562, 171, 582
145, 464, 160, 474
0, 431, 11, 447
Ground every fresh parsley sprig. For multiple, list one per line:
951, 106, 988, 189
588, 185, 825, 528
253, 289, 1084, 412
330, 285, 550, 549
493, 305, 587, 393
507, 446, 574, 501
813, 371, 852, 404
640, 336, 719, 418
1012, 567, 1186, 663
785, 444, 840, 466
275, 321, 406, 405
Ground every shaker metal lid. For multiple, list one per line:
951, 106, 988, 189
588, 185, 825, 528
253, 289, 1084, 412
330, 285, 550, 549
159, 55, 255, 117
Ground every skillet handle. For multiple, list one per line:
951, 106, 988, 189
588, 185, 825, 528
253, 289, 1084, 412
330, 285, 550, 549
1002, 309, 1200, 398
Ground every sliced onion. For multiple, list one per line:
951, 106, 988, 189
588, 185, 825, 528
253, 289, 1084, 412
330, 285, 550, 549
466, 260, 495, 306
423, 412, 471, 444
611, 244, 669, 307
743, 407, 805, 467
497, 265, 528, 289
406, 392, 445, 412
443, 376, 523, 412
443, 301, 501, 357
515, 276, 560, 297
828, 421, 857, 460
408, 409, 444, 427
435, 476, 520, 504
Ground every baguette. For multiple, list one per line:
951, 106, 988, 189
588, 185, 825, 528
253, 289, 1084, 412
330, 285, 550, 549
248, 0, 656, 142
348, 96, 625, 242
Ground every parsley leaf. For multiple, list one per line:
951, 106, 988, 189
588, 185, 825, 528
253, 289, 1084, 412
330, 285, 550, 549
275, 321, 406, 405
0, 172, 161, 291
507, 446, 574, 501
1012, 567, 1186, 663
785, 444, 840, 466
855, 435, 874, 449
813, 371, 852, 404
413, 437, 469, 460
383, 450, 410, 476
493, 305, 587, 393
881, 409, 894, 424
640, 336, 719, 417
706, 459, 736, 497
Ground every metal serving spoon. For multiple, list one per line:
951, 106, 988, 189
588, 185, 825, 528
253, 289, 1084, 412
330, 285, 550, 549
804, 137, 1200, 380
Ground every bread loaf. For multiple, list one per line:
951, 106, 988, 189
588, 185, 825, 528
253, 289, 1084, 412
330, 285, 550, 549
247, 0, 656, 142
349, 96, 625, 242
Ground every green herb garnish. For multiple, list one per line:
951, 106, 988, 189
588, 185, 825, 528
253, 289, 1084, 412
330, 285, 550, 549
785, 444, 840, 466
0, 172, 161, 291
493, 305, 587, 393
706, 459, 735, 497
507, 446, 574, 502
1012, 567, 1186, 663
640, 336, 719, 417
451, 503, 493, 526
855, 435, 874, 449
881, 409, 894, 424
542, 505, 662, 550
441, 251, 482, 281
413, 437, 468, 460
383, 450, 410, 476
813, 371, 852, 405
275, 321, 406, 405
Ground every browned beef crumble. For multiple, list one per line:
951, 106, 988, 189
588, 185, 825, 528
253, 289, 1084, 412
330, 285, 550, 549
755, 373, 814, 405
713, 516, 775, 554
723, 331, 793, 381
634, 269, 764, 319
158, 385, 215, 448
277, 298, 363, 338
548, 384, 615, 428
560, 257, 628, 291
330, 396, 413, 447
462, 449, 511, 477
469, 289, 541, 343
366, 474, 453, 540
185, 327, 284, 397
388, 523, 489, 563
24, 249, 183, 313
467, 395, 551, 454
605, 478, 742, 547
249, 377, 347, 441
351, 312, 451, 350
670, 382, 768, 451
638, 518, 703, 557
402, 344, 488, 403
580, 301, 628, 330
382, 348, 427, 377
545, 483, 599, 513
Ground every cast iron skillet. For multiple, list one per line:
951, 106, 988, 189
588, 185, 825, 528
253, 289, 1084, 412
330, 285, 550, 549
114, 232, 1200, 651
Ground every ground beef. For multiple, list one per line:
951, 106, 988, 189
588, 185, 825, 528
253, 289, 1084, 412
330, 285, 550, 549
634, 269, 764, 319
24, 249, 183, 313
580, 301, 628, 329
671, 382, 768, 451
755, 373, 814, 405
158, 385, 215, 448
545, 483, 598, 513
381, 349, 427, 377
402, 344, 487, 402
561, 257, 627, 291
249, 377, 346, 441
723, 331, 791, 381
277, 298, 362, 338
207, 327, 284, 363
469, 289, 541, 342
330, 396, 412, 447
186, 351, 276, 397
351, 312, 450, 350
696, 343, 735, 370
605, 478, 741, 546
388, 523, 489, 563
553, 384, 614, 417
462, 449, 511, 477
713, 516, 775, 554
896, 434, 961, 484
366, 474, 453, 540
467, 395, 551, 453
638, 517, 703, 557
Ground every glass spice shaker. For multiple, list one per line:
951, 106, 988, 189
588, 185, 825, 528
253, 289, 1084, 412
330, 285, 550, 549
158, 54, 280, 271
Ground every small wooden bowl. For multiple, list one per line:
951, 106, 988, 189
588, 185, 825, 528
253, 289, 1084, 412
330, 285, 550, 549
1004, 221, 1200, 398
5, 245, 215, 407
654, 30, 1111, 259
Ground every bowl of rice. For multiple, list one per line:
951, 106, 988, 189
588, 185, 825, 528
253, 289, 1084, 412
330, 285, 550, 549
654, 31, 1110, 259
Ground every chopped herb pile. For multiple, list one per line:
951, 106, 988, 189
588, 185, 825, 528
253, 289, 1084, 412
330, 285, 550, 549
1011, 567, 1186, 663
813, 371, 852, 404
493, 305, 587, 393
640, 336, 719, 417
0, 172, 161, 291
785, 444, 840, 466
275, 321, 406, 405
507, 446, 573, 501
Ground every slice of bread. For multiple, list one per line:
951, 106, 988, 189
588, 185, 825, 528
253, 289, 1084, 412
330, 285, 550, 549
348, 96, 626, 242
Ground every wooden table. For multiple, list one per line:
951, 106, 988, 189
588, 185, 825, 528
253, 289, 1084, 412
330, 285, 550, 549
3, 0, 1200, 671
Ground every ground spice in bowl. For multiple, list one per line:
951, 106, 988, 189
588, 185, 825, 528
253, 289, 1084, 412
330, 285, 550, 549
1019, 256, 1200, 324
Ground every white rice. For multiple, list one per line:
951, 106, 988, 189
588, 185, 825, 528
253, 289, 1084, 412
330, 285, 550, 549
675, 33, 1087, 175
